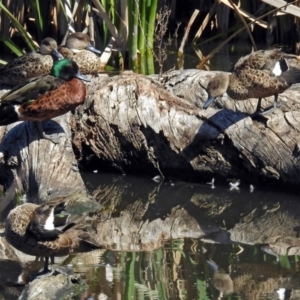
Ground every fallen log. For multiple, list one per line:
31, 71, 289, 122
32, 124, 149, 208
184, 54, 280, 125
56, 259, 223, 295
73, 70, 300, 190
0, 69, 300, 203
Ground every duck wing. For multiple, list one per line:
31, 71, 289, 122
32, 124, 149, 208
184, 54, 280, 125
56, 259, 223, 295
235, 49, 283, 73
29, 202, 62, 240
58, 46, 75, 59
0, 75, 64, 105
44, 192, 101, 215
0, 52, 41, 79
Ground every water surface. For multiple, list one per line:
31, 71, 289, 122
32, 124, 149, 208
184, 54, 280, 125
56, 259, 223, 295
1, 171, 300, 299
78, 172, 300, 300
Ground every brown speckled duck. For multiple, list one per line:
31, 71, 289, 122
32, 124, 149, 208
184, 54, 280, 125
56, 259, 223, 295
203, 49, 300, 115
0, 38, 63, 86
58, 32, 102, 74
5, 193, 102, 272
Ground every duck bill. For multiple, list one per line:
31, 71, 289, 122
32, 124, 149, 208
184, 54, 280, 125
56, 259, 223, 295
75, 71, 90, 82
51, 49, 64, 60
85, 43, 102, 55
203, 96, 215, 109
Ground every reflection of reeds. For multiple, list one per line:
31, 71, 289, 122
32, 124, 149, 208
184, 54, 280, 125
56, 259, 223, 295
69, 239, 228, 299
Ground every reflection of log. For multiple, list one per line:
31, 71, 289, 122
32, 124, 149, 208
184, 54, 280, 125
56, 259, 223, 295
82, 173, 300, 254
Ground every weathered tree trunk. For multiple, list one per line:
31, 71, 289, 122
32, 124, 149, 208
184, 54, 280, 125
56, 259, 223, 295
73, 70, 300, 190
1, 69, 300, 205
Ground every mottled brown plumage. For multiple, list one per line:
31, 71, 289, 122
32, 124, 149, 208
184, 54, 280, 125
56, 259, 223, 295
59, 32, 102, 74
0, 38, 63, 86
5, 193, 102, 271
203, 49, 300, 114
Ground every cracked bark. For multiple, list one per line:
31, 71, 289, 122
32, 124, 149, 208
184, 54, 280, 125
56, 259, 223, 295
73, 70, 300, 190
0, 68, 300, 205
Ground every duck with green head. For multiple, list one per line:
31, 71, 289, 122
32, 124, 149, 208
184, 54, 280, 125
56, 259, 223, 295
0, 58, 90, 143
5, 192, 103, 273
0, 38, 63, 86
59, 32, 102, 74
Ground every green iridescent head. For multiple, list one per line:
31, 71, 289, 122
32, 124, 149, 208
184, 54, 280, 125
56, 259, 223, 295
50, 59, 90, 82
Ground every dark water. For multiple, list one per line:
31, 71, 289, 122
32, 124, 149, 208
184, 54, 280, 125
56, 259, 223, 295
65, 172, 300, 299
2, 173, 300, 299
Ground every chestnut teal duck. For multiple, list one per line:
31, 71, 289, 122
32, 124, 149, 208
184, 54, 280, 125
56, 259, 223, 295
5, 192, 102, 272
58, 32, 102, 74
0, 58, 89, 143
203, 49, 300, 115
0, 37, 63, 86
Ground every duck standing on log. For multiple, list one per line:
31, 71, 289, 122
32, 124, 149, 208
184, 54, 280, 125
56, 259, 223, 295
0, 38, 63, 86
203, 49, 300, 115
0, 58, 89, 144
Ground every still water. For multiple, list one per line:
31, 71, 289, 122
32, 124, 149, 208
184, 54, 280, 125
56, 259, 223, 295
76, 172, 300, 299
1, 171, 300, 299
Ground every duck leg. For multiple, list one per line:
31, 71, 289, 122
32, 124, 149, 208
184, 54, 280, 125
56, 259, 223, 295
34, 121, 60, 144
43, 256, 55, 272
44, 256, 51, 273
42, 256, 54, 274
255, 98, 263, 114
34, 256, 56, 278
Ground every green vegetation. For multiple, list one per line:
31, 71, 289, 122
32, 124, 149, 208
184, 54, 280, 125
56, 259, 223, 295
0, 1, 300, 74
74, 239, 300, 299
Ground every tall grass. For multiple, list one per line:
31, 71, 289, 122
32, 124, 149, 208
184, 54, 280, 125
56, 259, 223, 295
1, 0, 300, 72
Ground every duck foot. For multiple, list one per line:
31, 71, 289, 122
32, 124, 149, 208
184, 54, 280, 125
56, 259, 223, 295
253, 94, 282, 116
40, 132, 60, 144
251, 102, 283, 117
35, 268, 55, 279
259, 101, 283, 116
34, 256, 55, 278
34, 121, 60, 144
259, 104, 277, 115
35, 265, 73, 279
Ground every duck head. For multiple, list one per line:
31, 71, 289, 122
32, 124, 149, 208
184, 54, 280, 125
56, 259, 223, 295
51, 59, 90, 82
39, 37, 64, 60
203, 73, 230, 109
65, 32, 101, 55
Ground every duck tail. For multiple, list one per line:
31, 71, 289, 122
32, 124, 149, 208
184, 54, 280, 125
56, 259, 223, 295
0, 105, 19, 126
281, 67, 300, 85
